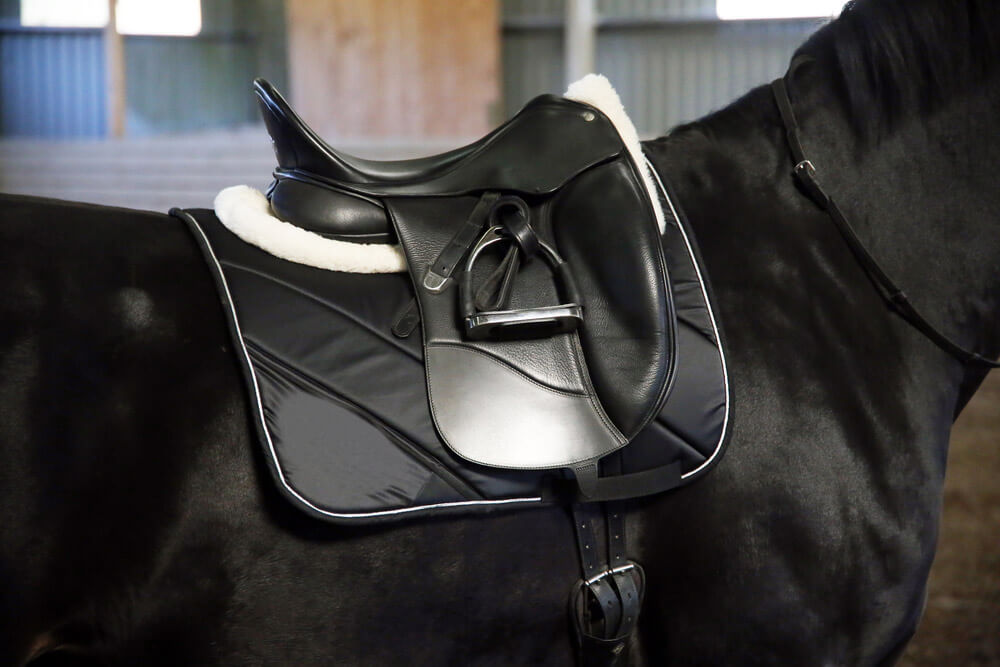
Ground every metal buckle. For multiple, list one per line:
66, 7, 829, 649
422, 269, 452, 293
795, 159, 816, 177
584, 562, 636, 587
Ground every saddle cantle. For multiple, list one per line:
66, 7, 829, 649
258, 77, 676, 497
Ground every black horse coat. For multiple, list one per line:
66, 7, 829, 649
2, 0, 999, 663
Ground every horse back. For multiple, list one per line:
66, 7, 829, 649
0, 194, 250, 664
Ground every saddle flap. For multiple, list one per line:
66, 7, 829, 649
426, 345, 626, 468
386, 100, 674, 470
257, 77, 678, 477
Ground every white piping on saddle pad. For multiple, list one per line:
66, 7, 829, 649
213, 73, 662, 273
564, 73, 666, 233
213, 185, 408, 273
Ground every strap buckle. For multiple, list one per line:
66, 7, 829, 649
422, 269, 452, 293
584, 562, 637, 587
795, 159, 816, 178
422, 191, 501, 293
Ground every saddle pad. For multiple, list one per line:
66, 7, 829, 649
178, 164, 730, 524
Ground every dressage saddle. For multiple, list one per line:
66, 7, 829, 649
177, 76, 729, 667
254, 78, 678, 500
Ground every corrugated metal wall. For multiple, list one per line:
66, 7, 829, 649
0, 0, 105, 136
0, 28, 105, 137
2, 0, 828, 138
125, 35, 258, 135
0, 0, 287, 137
502, 0, 829, 135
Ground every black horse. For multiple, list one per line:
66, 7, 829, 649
2, 0, 998, 664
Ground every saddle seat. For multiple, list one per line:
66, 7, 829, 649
257, 78, 501, 186
256, 78, 634, 243
251, 77, 678, 500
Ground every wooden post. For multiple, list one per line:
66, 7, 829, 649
104, 0, 126, 137
564, 0, 596, 86
284, 0, 499, 140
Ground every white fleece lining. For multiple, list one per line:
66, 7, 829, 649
213, 185, 408, 274
214, 73, 663, 272
564, 73, 667, 233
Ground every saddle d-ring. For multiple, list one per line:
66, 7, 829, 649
460, 224, 583, 341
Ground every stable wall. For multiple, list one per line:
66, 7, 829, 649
0, 0, 287, 137
503, 0, 827, 136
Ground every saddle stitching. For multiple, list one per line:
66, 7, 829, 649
424, 341, 591, 398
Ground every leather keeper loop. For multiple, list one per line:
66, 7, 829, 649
490, 195, 540, 258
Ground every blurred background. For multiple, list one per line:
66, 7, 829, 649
0, 0, 833, 210
0, 1, 996, 663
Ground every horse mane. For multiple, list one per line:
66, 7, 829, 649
797, 0, 1000, 136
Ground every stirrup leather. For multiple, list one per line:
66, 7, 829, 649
460, 196, 583, 340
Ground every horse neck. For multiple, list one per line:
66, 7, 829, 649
793, 65, 1000, 357
790, 62, 1000, 404
649, 68, 1000, 416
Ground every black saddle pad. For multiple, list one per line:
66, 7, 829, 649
179, 169, 729, 524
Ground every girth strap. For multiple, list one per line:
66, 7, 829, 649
570, 501, 645, 667
772, 57, 1000, 369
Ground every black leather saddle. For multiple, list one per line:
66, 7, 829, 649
255, 79, 677, 500
177, 79, 730, 667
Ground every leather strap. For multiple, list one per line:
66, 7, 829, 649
473, 195, 539, 310
573, 460, 681, 502
423, 191, 500, 292
570, 499, 645, 667
573, 503, 625, 636
491, 195, 540, 258
390, 298, 421, 338
772, 59, 1000, 369
601, 454, 642, 643
474, 246, 520, 311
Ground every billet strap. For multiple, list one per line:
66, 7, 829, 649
570, 502, 645, 667
474, 246, 519, 311
772, 60, 1000, 369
